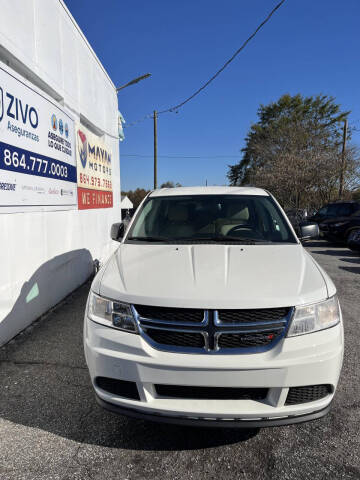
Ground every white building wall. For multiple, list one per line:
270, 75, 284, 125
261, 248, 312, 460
0, 0, 122, 345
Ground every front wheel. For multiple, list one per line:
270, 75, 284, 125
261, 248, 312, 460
347, 229, 360, 251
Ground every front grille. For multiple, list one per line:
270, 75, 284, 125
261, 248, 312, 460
134, 305, 204, 323
285, 385, 332, 405
155, 384, 268, 400
218, 331, 281, 349
145, 329, 205, 348
217, 308, 290, 324
95, 377, 140, 400
135, 307, 292, 354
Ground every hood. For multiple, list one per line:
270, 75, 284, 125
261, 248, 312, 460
96, 244, 331, 309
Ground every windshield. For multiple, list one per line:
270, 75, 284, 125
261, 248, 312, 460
126, 195, 297, 244
351, 209, 360, 217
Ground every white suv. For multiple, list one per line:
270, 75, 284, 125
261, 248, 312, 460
84, 186, 343, 427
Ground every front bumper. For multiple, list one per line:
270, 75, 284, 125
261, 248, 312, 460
84, 317, 343, 427
319, 226, 347, 242
96, 395, 332, 428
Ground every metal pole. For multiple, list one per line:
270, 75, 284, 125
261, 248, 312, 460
153, 110, 158, 189
116, 73, 151, 92
339, 119, 348, 199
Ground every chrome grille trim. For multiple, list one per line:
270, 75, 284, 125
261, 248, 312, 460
214, 310, 288, 328
131, 305, 294, 355
136, 309, 209, 328
214, 310, 289, 327
134, 305, 206, 324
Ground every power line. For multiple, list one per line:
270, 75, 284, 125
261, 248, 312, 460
121, 154, 241, 159
349, 120, 360, 132
123, 113, 153, 129
123, 0, 287, 127
157, 0, 286, 115
349, 119, 360, 131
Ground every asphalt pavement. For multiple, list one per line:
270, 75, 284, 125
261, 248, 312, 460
0, 240, 359, 480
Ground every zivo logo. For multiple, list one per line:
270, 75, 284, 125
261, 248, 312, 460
2, 90, 38, 128
0, 87, 3, 122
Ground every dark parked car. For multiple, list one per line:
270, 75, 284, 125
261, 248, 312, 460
309, 201, 360, 224
347, 228, 360, 251
319, 209, 360, 243
285, 208, 309, 225
284, 209, 320, 241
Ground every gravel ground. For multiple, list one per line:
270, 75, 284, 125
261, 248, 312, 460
0, 240, 359, 480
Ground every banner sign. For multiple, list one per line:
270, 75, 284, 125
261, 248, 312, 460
76, 123, 113, 209
0, 65, 77, 212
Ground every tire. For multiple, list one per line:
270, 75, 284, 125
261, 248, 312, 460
347, 229, 360, 251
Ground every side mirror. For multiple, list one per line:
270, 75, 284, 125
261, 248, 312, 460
298, 222, 319, 241
110, 222, 125, 242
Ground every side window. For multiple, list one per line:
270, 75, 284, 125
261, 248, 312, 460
254, 202, 271, 236
337, 204, 352, 216
262, 199, 290, 241
131, 200, 154, 237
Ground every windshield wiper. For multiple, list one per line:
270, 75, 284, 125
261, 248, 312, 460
128, 235, 269, 244
223, 236, 270, 243
127, 235, 169, 242
201, 236, 256, 244
176, 236, 266, 244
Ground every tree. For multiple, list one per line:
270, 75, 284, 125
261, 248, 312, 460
121, 188, 150, 211
227, 94, 359, 209
160, 181, 182, 188
121, 182, 182, 211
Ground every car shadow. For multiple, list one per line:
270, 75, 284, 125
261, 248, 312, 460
340, 257, 360, 265
311, 249, 357, 257
304, 240, 336, 248
0, 284, 259, 451
0, 365, 259, 450
339, 266, 360, 275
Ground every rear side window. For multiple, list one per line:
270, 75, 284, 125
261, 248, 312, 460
336, 204, 353, 216
318, 203, 355, 217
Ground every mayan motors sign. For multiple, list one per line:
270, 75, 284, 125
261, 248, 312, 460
76, 123, 113, 209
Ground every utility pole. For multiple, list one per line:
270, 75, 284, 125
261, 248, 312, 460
153, 110, 158, 189
339, 119, 348, 199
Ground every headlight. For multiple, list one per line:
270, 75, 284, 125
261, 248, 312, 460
87, 291, 138, 333
333, 222, 347, 227
287, 295, 340, 337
